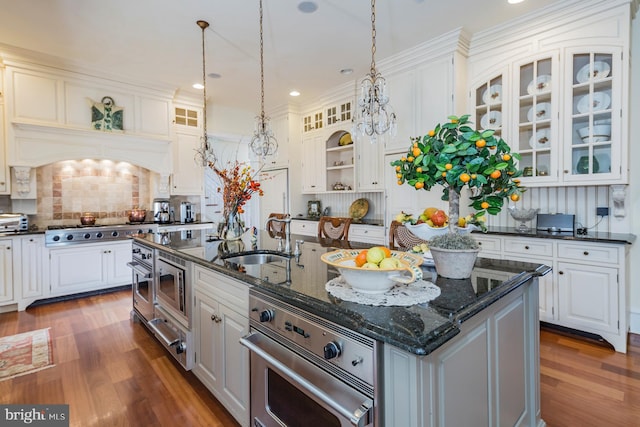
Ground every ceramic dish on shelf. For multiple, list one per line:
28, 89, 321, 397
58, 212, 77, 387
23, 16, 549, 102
348, 198, 369, 220
527, 75, 552, 95
529, 128, 551, 149
577, 124, 611, 143
480, 110, 502, 129
526, 102, 552, 122
482, 84, 502, 104
576, 61, 611, 84
577, 92, 611, 114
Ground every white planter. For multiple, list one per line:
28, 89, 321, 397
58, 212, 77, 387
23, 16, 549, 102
429, 247, 480, 279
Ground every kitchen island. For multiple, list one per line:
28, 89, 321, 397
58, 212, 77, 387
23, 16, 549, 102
134, 228, 550, 427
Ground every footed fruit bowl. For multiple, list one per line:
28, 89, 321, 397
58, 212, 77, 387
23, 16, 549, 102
405, 223, 449, 240
508, 206, 539, 232
321, 249, 423, 294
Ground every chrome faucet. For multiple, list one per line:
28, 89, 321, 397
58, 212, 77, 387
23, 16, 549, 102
265, 215, 292, 253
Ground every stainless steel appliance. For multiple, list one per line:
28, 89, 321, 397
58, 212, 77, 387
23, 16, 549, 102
179, 202, 195, 223
0, 213, 28, 232
536, 213, 575, 233
240, 290, 379, 427
128, 241, 155, 322
153, 199, 171, 223
45, 223, 157, 247
150, 248, 193, 370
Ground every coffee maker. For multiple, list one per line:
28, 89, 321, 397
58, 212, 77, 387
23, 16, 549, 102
153, 199, 171, 223
179, 202, 195, 223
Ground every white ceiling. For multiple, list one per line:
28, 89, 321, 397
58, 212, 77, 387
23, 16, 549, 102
0, 0, 564, 113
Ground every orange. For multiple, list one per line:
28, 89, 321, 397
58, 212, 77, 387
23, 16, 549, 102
397, 180, 403, 185
481, 201, 490, 209
471, 174, 477, 179
502, 154, 511, 161
396, 173, 402, 179
355, 250, 368, 267
395, 165, 401, 172
459, 173, 471, 183
412, 147, 421, 157
416, 167, 423, 173
424, 207, 438, 219
441, 172, 447, 177
445, 163, 453, 170
401, 157, 407, 162
415, 181, 425, 189
490, 170, 502, 179
510, 193, 520, 201
376, 246, 392, 258
451, 118, 458, 123
428, 130, 435, 137
476, 139, 486, 148
407, 156, 415, 162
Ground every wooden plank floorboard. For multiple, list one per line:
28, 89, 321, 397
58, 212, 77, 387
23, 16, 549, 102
1, 289, 639, 426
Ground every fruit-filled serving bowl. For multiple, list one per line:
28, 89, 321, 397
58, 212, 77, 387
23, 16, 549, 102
321, 249, 423, 294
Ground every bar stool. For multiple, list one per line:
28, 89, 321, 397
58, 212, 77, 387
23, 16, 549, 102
317, 216, 352, 241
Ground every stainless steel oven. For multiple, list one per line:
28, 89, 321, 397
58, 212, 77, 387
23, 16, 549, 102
241, 291, 380, 427
155, 249, 190, 327
128, 241, 155, 322
148, 304, 193, 370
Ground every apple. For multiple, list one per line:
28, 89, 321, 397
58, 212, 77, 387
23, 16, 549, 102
430, 210, 447, 227
379, 257, 401, 270
366, 246, 386, 264
362, 262, 380, 269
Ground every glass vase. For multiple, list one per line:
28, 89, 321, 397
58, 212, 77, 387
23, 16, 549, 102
219, 210, 245, 241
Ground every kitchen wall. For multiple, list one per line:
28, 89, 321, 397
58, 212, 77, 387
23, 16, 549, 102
31, 159, 152, 228
628, 12, 639, 333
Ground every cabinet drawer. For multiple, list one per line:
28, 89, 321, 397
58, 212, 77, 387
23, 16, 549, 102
503, 238, 553, 258
290, 220, 318, 237
349, 225, 386, 245
557, 242, 619, 264
474, 235, 502, 255
194, 265, 249, 313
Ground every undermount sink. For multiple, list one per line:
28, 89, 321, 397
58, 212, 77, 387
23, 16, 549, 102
221, 251, 291, 265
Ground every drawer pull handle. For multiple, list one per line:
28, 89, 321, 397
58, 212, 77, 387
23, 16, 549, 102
583, 251, 589, 256
525, 245, 530, 250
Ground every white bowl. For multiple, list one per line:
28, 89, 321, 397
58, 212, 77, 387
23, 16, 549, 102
577, 124, 611, 142
405, 223, 449, 240
321, 250, 423, 294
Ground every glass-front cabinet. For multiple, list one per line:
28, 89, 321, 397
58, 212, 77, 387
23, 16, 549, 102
515, 54, 558, 184
563, 49, 621, 183
475, 75, 504, 137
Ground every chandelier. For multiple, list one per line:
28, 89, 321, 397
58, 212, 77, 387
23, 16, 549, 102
249, 0, 278, 159
353, 0, 396, 143
194, 20, 217, 167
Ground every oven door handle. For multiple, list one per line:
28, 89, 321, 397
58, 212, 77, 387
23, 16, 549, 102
148, 318, 182, 348
240, 332, 372, 427
127, 262, 153, 279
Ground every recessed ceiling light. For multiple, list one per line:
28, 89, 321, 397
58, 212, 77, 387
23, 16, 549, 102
289, 90, 300, 97
298, 1, 318, 13
508, 0, 525, 4
208, 72, 222, 79
192, 83, 204, 89
340, 68, 354, 75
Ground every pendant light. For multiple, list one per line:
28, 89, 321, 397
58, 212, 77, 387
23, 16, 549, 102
194, 19, 217, 167
354, 0, 396, 143
249, 0, 278, 159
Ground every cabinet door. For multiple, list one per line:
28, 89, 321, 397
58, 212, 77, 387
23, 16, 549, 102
171, 132, 204, 195
49, 245, 107, 295
0, 104, 8, 194
194, 289, 222, 391
106, 241, 133, 285
415, 57, 455, 136
563, 48, 623, 184
557, 261, 618, 334
218, 303, 250, 426
301, 135, 326, 193
0, 240, 13, 303
384, 69, 416, 152
21, 236, 43, 299
356, 135, 384, 191
514, 54, 559, 184
261, 113, 289, 170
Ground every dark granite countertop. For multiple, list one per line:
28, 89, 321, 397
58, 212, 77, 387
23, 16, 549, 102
293, 216, 385, 227
478, 226, 635, 244
134, 229, 550, 355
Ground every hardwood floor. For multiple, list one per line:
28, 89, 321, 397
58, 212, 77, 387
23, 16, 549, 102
1, 289, 639, 426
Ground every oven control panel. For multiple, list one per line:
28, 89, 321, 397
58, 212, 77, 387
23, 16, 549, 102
249, 294, 375, 387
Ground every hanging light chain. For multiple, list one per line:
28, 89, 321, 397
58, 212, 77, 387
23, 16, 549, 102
199, 20, 209, 144
259, 0, 266, 122
370, 0, 377, 77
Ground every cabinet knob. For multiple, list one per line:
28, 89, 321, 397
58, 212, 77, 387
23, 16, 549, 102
524, 245, 530, 250
583, 251, 589, 256
478, 242, 482, 245
559, 271, 564, 275
564, 170, 569, 174
211, 314, 222, 323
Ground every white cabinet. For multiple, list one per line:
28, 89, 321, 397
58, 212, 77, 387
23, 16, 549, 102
18, 236, 44, 309
325, 130, 354, 192
290, 219, 317, 237
349, 224, 386, 245
302, 109, 323, 134
356, 135, 384, 192
171, 131, 204, 195
324, 99, 352, 129
482, 233, 629, 352
0, 239, 13, 305
193, 265, 249, 427
49, 240, 132, 296
301, 134, 326, 193
261, 111, 292, 170
0, 81, 9, 194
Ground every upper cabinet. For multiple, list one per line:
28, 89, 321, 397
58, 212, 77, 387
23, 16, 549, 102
325, 100, 352, 129
467, 1, 632, 188
260, 109, 300, 171
171, 103, 204, 195
302, 109, 324, 134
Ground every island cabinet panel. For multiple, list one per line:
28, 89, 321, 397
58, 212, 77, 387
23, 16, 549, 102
384, 281, 539, 427
0, 239, 13, 305
192, 264, 249, 427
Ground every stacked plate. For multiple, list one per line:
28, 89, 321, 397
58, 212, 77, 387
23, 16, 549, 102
576, 61, 611, 83
577, 92, 611, 114
480, 110, 502, 129
527, 75, 552, 95
527, 102, 551, 122
482, 84, 502, 104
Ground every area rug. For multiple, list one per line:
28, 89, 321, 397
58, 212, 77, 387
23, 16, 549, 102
0, 328, 54, 381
